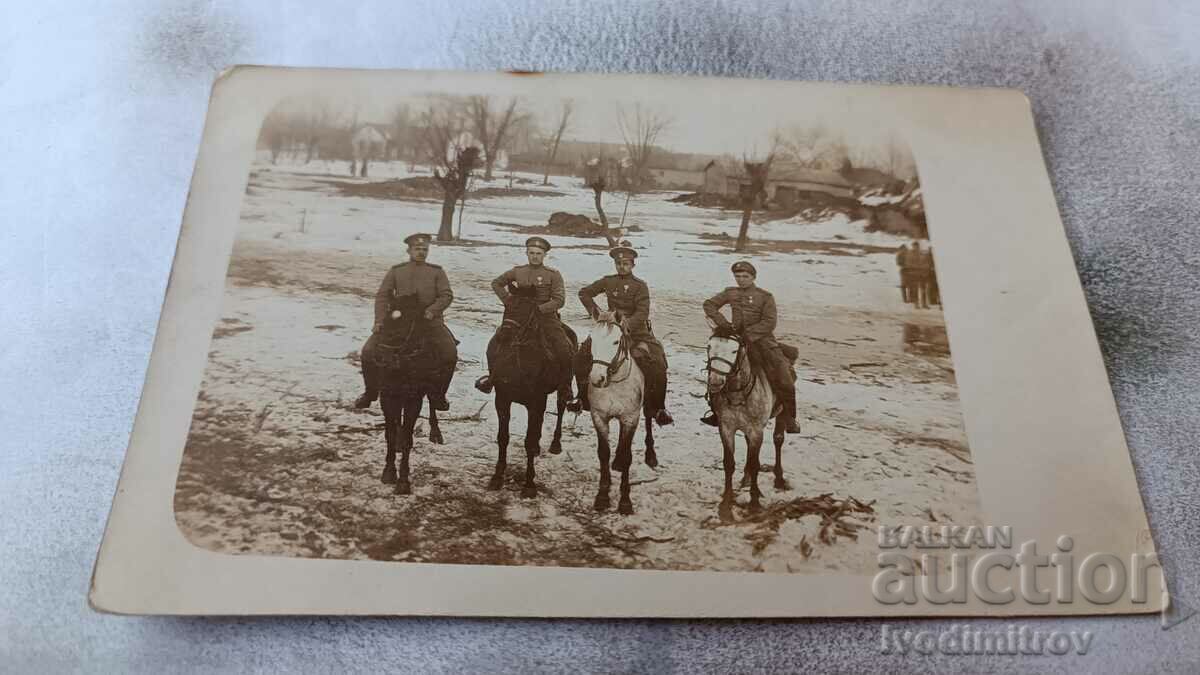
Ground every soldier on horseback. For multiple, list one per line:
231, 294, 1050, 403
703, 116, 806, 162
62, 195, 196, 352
475, 236, 574, 399
701, 260, 802, 433
569, 243, 674, 427
356, 233, 458, 411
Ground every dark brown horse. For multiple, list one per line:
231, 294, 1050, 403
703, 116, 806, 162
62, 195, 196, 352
486, 289, 577, 498
373, 293, 443, 495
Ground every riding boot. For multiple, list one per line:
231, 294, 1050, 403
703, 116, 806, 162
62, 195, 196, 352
780, 397, 802, 434
474, 375, 493, 394
633, 348, 673, 426
758, 343, 802, 433
357, 337, 380, 408
567, 341, 591, 412
429, 366, 452, 411
700, 409, 719, 427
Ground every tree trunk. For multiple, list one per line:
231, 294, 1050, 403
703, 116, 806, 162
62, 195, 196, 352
543, 137, 562, 186
437, 193, 457, 241
483, 157, 494, 181
592, 187, 618, 247
735, 204, 752, 252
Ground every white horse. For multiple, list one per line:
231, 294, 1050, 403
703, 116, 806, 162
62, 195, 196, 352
706, 332, 791, 522
584, 312, 654, 515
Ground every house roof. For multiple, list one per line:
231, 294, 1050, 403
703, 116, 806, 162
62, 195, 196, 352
767, 163, 852, 188
841, 166, 895, 187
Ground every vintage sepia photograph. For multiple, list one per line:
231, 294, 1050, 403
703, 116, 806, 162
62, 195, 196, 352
171, 78, 979, 575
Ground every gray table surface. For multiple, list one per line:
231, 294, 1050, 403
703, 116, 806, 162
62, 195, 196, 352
2, 1, 1198, 672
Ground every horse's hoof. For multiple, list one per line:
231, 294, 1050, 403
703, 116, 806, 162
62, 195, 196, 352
520, 485, 537, 499
548, 441, 562, 455
381, 466, 397, 484
618, 500, 634, 516
394, 480, 412, 496
593, 494, 610, 512
774, 477, 791, 491
718, 502, 735, 523
644, 451, 658, 469
429, 431, 445, 445
487, 475, 504, 491
739, 474, 751, 489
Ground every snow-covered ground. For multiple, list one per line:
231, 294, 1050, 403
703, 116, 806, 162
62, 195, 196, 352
175, 158, 979, 574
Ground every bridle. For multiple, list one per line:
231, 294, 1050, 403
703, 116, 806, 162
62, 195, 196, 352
590, 319, 632, 387
706, 334, 757, 403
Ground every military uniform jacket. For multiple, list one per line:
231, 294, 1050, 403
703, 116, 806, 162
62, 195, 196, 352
579, 274, 654, 340
492, 264, 565, 314
703, 285, 778, 345
374, 261, 452, 324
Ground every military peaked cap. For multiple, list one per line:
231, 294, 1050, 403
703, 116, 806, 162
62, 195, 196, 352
609, 244, 638, 261
731, 260, 757, 277
525, 236, 552, 251
404, 233, 433, 246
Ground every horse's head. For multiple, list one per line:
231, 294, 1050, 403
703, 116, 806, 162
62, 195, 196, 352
388, 293, 423, 320
380, 293, 426, 344
706, 332, 742, 393
587, 311, 625, 388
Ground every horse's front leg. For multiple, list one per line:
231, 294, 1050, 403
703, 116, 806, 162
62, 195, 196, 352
488, 393, 511, 491
616, 417, 638, 515
381, 400, 397, 484
718, 423, 737, 523
643, 410, 658, 469
427, 403, 444, 445
745, 429, 764, 513
521, 398, 547, 498
773, 417, 789, 490
548, 387, 566, 455
592, 413, 612, 512
395, 398, 420, 495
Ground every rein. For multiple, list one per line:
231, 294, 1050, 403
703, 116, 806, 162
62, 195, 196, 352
706, 337, 759, 405
590, 324, 632, 387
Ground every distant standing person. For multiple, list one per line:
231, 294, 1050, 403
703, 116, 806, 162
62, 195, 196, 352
895, 243, 913, 303
356, 233, 458, 410
926, 246, 941, 306
909, 241, 931, 309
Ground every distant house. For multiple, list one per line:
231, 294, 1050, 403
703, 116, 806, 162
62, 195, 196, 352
723, 162, 854, 206
646, 167, 705, 190
842, 166, 905, 192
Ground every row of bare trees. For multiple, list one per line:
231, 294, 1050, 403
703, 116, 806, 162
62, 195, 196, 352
259, 94, 913, 248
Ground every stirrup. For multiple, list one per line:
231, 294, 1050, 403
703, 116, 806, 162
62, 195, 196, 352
654, 409, 674, 427
565, 397, 584, 413
700, 410, 719, 427
474, 375, 493, 394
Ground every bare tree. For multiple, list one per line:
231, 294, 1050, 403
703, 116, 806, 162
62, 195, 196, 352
262, 109, 287, 164
389, 103, 411, 161
779, 124, 848, 171
615, 103, 672, 190
583, 157, 620, 247
467, 96, 525, 181
418, 99, 482, 241
300, 99, 332, 164
541, 100, 574, 186
734, 150, 777, 253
